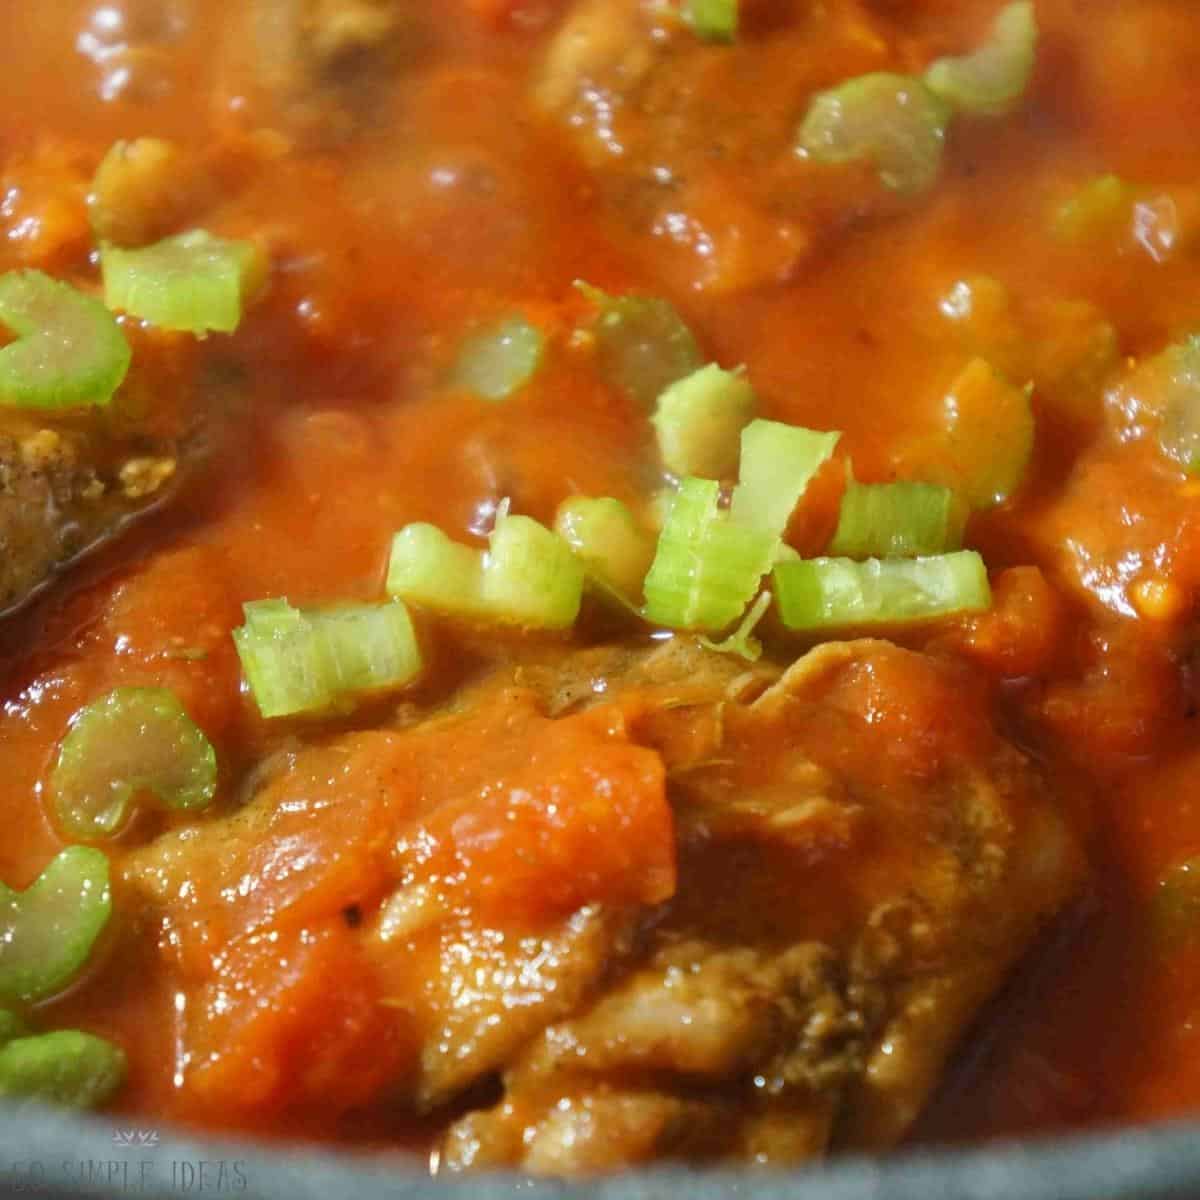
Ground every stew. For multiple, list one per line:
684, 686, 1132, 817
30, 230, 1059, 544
1, 0, 1199, 1174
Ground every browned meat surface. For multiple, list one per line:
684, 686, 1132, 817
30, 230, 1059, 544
123, 637, 1080, 1166
0, 413, 183, 616
0, 320, 231, 617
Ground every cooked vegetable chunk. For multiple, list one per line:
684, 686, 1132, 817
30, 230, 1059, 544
925, 2, 1038, 118
387, 507, 584, 629
642, 478, 777, 631
652, 364, 755, 480
0, 271, 130, 409
0, 848, 111, 1004
554, 496, 655, 600
829, 480, 964, 559
798, 74, 951, 196
234, 599, 422, 718
774, 552, 991, 633
51, 687, 217, 837
577, 285, 703, 406
451, 316, 545, 401
101, 231, 267, 335
0, 1031, 126, 1110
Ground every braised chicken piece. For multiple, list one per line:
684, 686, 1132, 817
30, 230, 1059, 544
124, 637, 1079, 1170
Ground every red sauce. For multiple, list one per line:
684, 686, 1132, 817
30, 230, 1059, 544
2, 0, 1200, 1163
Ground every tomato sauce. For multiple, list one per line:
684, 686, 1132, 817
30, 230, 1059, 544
2, 0, 1200, 1163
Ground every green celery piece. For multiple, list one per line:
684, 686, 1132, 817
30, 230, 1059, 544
233, 602, 338, 719
388, 511, 584, 629
554, 496, 655, 600
797, 72, 951, 195
643, 478, 778, 632
0, 848, 112, 1005
774, 551, 990, 632
729, 419, 840, 539
925, 1, 1038, 117
652, 364, 756, 479
576, 282, 703, 406
0, 271, 131, 409
101, 229, 266, 335
385, 524, 487, 617
0, 1031, 125, 1109
316, 602, 422, 695
242, 597, 306, 636
0, 1011, 29, 1046
684, 0, 737, 42
699, 591, 772, 662
451, 316, 545, 401
828, 479, 964, 558
234, 598, 422, 719
482, 511, 585, 629
51, 687, 218, 839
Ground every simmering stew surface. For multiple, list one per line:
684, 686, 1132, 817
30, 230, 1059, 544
2, 0, 1200, 1173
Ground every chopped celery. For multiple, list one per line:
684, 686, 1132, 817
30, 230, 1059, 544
774, 551, 990, 632
384, 524, 487, 617
828, 479, 964, 558
51, 687, 217, 839
0, 271, 131, 409
101, 229, 267, 335
387, 509, 584, 629
234, 605, 337, 719
0, 847, 112, 1005
642, 478, 778, 631
700, 591, 772, 662
729, 419, 840, 539
576, 282, 703, 406
554, 496, 655, 600
797, 73, 951, 195
243, 596, 307, 637
234, 598, 423, 719
451, 316, 545, 401
316, 602, 422, 696
481, 511, 585, 629
925, 1, 1038, 117
683, 0, 737, 42
652, 364, 756, 479
0, 1030, 126, 1109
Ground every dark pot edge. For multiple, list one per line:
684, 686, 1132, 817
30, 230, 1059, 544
3, 1104, 1200, 1200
